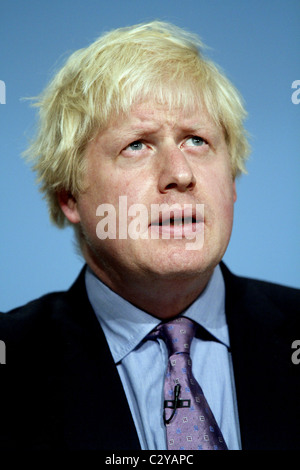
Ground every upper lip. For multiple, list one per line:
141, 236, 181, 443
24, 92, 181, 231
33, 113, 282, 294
149, 206, 203, 226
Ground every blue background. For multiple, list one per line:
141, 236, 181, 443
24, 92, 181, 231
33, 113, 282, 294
1, 0, 299, 311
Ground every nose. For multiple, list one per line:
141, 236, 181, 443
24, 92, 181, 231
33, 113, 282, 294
158, 145, 196, 194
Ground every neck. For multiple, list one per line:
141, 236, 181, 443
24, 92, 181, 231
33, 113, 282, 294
119, 276, 211, 319
85, 255, 213, 319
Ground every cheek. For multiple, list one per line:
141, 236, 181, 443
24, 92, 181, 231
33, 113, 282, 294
203, 170, 235, 223
112, 168, 153, 205
218, 181, 235, 220
78, 168, 151, 235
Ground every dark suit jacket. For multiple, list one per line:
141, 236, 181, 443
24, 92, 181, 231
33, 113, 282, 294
0, 263, 299, 450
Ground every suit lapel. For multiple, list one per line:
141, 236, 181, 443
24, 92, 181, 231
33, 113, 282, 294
221, 263, 300, 449
60, 267, 141, 450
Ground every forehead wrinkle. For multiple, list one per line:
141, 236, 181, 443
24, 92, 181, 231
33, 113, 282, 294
123, 112, 213, 137
129, 101, 218, 134
90, 101, 220, 153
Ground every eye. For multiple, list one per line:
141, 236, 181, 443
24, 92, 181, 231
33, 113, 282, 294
125, 140, 145, 151
185, 136, 206, 147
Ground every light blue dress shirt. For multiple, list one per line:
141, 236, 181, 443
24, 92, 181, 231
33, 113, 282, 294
85, 264, 241, 450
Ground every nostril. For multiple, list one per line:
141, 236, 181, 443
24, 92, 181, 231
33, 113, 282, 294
165, 183, 177, 190
163, 180, 195, 193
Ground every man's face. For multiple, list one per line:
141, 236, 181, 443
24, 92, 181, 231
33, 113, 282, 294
61, 100, 236, 289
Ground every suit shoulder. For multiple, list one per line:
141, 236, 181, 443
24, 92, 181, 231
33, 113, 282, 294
0, 267, 88, 346
1, 267, 86, 322
2, 289, 69, 316
221, 263, 300, 319
0, 290, 71, 343
239, 274, 299, 306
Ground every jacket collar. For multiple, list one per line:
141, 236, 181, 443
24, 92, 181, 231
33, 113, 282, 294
64, 266, 141, 450
221, 262, 299, 449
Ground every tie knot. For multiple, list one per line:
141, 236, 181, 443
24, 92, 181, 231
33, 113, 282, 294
157, 317, 196, 356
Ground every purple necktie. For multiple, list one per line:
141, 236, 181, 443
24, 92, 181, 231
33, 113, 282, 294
156, 317, 228, 450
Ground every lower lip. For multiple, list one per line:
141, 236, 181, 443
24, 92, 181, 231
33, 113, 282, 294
149, 221, 204, 238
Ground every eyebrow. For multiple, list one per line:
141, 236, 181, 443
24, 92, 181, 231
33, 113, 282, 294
125, 120, 215, 135
180, 123, 211, 133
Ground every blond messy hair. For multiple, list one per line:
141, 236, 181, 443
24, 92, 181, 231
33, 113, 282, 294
24, 21, 250, 228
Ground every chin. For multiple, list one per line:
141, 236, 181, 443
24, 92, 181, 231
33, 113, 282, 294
142, 245, 215, 279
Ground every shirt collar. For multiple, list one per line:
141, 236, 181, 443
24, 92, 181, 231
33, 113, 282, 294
184, 264, 229, 347
85, 264, 229, 364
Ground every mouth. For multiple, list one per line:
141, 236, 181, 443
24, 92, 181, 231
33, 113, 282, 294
152, 215, 198, 226
149, 207, 204, 238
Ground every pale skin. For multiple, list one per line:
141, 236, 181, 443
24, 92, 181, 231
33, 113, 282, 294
59, 100, 237, 319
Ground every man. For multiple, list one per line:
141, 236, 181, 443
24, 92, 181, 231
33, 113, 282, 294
1, 21, 299, 451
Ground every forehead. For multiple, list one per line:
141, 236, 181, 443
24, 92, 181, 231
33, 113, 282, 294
106, 99, 218, 134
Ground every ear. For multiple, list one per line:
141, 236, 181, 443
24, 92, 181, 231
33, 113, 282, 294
233, 180, 237, 203
57, 190, 81, 224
